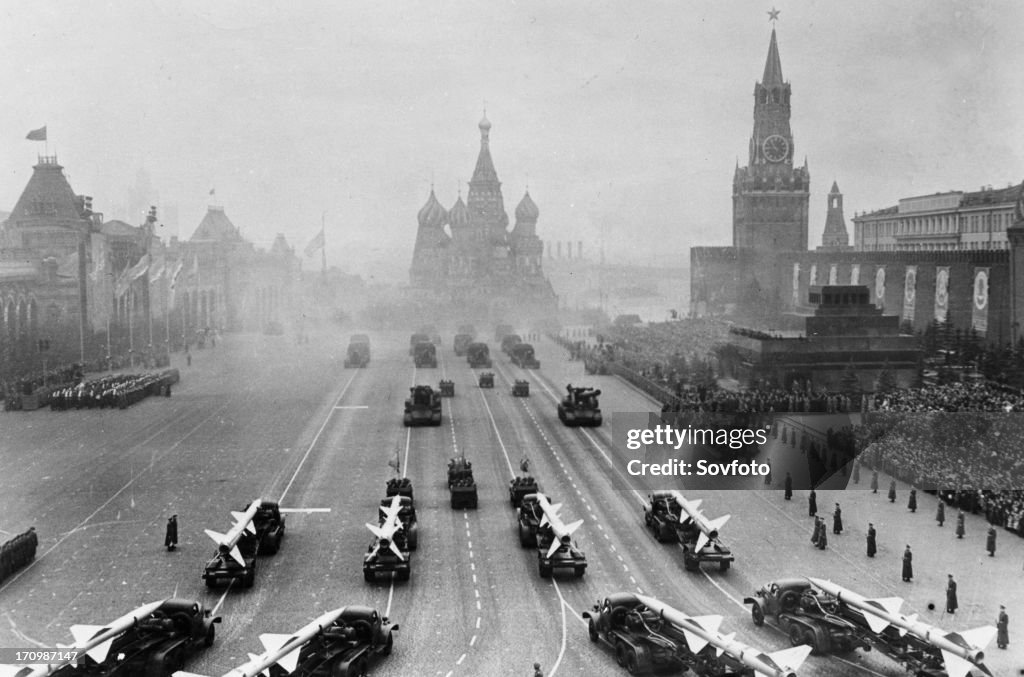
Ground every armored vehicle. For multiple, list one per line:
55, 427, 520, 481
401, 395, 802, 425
558, 385, 603, 427
509, 476, 539, 508
408, 333, 430, 355
248, 500, 286, 555
403, 385, 442, 426
412, 341, 437, 368
745, 579, 868, 655
447, 458, 478, 509
344, 335, 370, 368
478, 372, 494, 388
583, 593, 688, 676
516, 493, 548, 547
500, 334, 523, 355
453, 333, 472, 356
510, 343, 540, 369
363, 532, 411, 582
438, 379, 455, 397
466, 342, 492, 368
512, 380, 530, 397
264, 606, 398, 677
536, 524, 586, 578
58, 599, 220, 677
379, 495, 418, 550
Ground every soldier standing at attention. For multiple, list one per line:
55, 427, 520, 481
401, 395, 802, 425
902, 545, 913, 582
996, 605, 1009, 649
907, 489, 917, 513
936, 501, 945, 527
866, 523, 877, 558
833, 503, 843, 535
533, 662, 544, 677
870, 470, 879, 493
956, 510, 966, 539
811, 517, 822, 547
165, 515, 178, 551
945, 575, 958, 614
986, 525, 997, 557
808, 489, 817, 517
817, 522, 828, 550
888, 480, 897, 503
784, 472, 793, 500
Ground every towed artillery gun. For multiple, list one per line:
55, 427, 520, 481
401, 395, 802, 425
557, 385, 603, 427
403, 385, 441, 426
447, 458, 478, 509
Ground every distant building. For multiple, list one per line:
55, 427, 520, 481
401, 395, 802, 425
819, 181, 852, 252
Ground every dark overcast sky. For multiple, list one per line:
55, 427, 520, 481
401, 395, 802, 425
1, 1, 1021, 276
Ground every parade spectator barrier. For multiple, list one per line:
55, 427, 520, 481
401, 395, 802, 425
0, 528, 38, 584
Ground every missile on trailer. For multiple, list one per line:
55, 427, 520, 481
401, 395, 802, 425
669, 490, 730, 551
536, 494, 584, 558
205, 499, 262, 566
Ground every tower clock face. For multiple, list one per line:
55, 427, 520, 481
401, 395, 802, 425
763, 135, 789, 163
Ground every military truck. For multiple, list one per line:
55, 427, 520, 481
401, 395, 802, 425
447, 458, 478, 509
510, 343, 540, 369
379, 495, 418, 550
745, 579, 871, 655
500, 334, 523, 355
512, 380, 530, 397
408, 332, 430, 355
453, 333, 472, 356
202, 531, 258, 588
56, 599, 220, 677
344, 335, 371, 368
418, 325, 441, 345
508, 476, 539, 508
558, 385, 603, 427
643, 491, 683, 543
466, 342, 492, 368
438, 379, 455, 397
478, 372, 494, 388
536, 523, 586, 578
363, 531, 411, 582
403, 385, 442, 426
494, 323, 514, 342
457, 324, 477, 339
385, 477, 413, 501
412, 341, 438, 368
583, 593, 688, 676
263, 606, 398, 677
247, 500, 286, 555
517, 493, 547, 547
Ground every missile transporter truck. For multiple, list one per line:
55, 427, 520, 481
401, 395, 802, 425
512, 379, 530, 397
264, 606, 398, 677
412, 341, 437, 368
478, 372, 495, 388
517, 492, 548, 547
467, 342, 492, 368
583, 593, 688, 676
379, 495, 418, 550
447, 457, 478, 509
510, 343, 540, 369
558, 385, 603, 427
509, 476, 539, 508
536, 523, 586, 578
250, 499, 286, 555
744, 579, 869, 655
202, 532, 258, 589
403, 385, 442, 426
643, 491, 683, 543
500, 334, 523, 355
344, 335, 371, 368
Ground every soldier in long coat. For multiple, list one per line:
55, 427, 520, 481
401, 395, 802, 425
956, 510, 966, 539
165, 515, 178, 551
870, 470, 879, 494
908, 489, 917, 513
946, 575, 958, 614
811, 517, 822, 546
888, 480, 897, 503
997, 605, 1009, 649
866, 523, 877, 557
817, 523, 828, 550
808, 490, 817, 517
902, 545, 913, 582
784, 472, 793, 500
986, 525, 997, 557
936, 501, 945, 526
833, 503, 843, 535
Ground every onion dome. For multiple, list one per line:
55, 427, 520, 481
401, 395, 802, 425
515, 190, 539, 221
449, 195, 469, 229
417, 189, 449, 228
479, 113, 491, 132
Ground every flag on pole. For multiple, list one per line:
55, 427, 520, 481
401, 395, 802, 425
26, 126, 47, 141
148, 258, 165, 284
304, 230, 325, 258
115, 254, 150, 297
167, 259, 185, 308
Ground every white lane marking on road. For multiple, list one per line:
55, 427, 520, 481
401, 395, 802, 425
279, 508, 331, 513
476, 600, 481, 610
279, 368, 359, 503
548, 579, 570, 676
477, 385, 517, 478
476, 617, 481, 629
385, 575, 396, 618
332, 405, 368, 409
457, 654, 466, 665
211, 581, 235, 616
472, 574, 477, 584
470, 634, 477, 646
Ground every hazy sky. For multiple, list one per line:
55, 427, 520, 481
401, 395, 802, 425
1, 1, 1021, 278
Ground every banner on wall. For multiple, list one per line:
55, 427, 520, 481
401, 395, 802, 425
972, 268, 989, 333
828, 264, 838, 285
934, 266, 949, 323
875, 267, 885, 310
851, 264, 860, 286
902, 266, 917, 322
792, 263, 800, 306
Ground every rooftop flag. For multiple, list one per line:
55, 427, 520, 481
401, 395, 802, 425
304, 230, 325, 258
26, 126, 47, 141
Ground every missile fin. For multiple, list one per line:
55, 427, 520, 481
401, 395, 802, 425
715, 631, 736, 657
680, 626, 710, 654
69, 623, 104, 645
689, 615, 723, 636
276, 647, 301, 674
204, 529, 228, 546
230, 510, 247, 523
695, 532, 709, 552
0, 667, 40, 677
941, 650, 978, 677
258, 632, 291, 655
562, 519, 583, 536
871, 596, 904, 616
366, 523, 386, 540
706, 514, 731, 532
953, 625, 997, 652
228, 545, 246, 567
545, 539, 562, 559
861, 611, 892, 635
539, 514, 550, 528
388, 540, 406, 561
170, 672, 211, 677
548, 502, 563, 514
85, 638, 115, 664
766, 644, 813, 672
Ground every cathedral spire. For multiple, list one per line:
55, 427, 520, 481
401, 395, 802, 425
762, 28, 784, 86
472, 112, 498, 184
